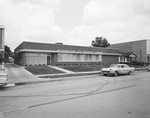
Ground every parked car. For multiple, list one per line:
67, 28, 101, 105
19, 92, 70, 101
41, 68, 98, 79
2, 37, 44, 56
148, 65, 150, 71
101, 64, 135, 77
0, 71, 8, 86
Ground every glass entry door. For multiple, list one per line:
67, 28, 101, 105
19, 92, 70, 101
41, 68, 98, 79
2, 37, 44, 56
47, 54, 51, 65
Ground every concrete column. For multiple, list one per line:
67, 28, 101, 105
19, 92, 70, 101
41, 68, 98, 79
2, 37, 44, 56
0, 25, 5, 70
0, 25, 5, 50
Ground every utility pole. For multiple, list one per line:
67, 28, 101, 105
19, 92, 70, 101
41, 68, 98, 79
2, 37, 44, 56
140, 49, 142, 65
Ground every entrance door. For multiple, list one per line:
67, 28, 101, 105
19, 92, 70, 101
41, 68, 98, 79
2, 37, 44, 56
47, 55, 51, 65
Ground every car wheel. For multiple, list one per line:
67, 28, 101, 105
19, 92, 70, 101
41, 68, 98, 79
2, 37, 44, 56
104, 74, 107, 76
128, 71, 131, 75
114, 71, 118, 77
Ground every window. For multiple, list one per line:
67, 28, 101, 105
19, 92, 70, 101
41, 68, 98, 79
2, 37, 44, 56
42, 56, 46, 60
85, 55, 88, 61
58, 54, 63, 61
37, 56, 41, 60
92, 55, 96, 61
89, 55, 92, 61
120, 56, 126, 62
26, 56, 30, 59
58, 53, 102, 62
77, 54, 80, 61
96, 55, 99, 61
121, 65, 124, 68
31, 56, 35, 60
124, 65, 129, 68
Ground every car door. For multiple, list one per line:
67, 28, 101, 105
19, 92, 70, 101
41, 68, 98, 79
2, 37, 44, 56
120, 65, 126, 74
124, 64, 130, 74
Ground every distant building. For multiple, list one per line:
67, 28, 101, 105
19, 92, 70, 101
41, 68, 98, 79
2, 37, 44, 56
14, 41, 122, 67
110, 39, 150, 63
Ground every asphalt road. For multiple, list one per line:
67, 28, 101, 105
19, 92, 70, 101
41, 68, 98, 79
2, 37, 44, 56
0, 71, 150, 118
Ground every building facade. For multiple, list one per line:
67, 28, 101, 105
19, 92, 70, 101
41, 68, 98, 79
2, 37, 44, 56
110, 39, 150, 63
0, 25, 5, 70
14, 42, 121, 67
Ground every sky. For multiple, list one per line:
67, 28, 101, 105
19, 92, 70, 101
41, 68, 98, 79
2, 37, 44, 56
0, 0, 150, 51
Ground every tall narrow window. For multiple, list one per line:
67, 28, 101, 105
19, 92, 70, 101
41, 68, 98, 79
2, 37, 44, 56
96, 55, 99, 61
89, 55, 92, 61
85, 54, 88, 61
77, 54, 80, 61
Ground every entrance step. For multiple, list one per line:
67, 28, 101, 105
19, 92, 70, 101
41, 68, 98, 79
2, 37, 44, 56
48, 66, 74, 74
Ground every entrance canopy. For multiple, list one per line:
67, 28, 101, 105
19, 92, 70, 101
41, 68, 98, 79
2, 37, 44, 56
122, 52, 138, 58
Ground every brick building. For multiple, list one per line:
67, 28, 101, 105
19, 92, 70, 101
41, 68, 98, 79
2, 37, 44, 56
110, 39, 150, 63
14, 41, 121, 67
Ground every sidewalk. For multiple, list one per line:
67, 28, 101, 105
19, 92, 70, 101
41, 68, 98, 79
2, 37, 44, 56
5, 64, 148, 87
36, 70, 100, 78
48, 65, 74, 74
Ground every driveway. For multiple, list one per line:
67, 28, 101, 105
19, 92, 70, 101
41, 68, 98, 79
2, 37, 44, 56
5, 64, 39, 83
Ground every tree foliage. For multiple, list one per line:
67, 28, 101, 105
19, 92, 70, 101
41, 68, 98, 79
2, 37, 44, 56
0, 52, 3, 64
92, 36, 110, 48
4, 45, 12, 62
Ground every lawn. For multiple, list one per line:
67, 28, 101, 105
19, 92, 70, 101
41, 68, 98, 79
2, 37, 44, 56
25, 65, 102, 75
25, 66, 64, 75
25, 64, 148, 75
62, 65, 102, 72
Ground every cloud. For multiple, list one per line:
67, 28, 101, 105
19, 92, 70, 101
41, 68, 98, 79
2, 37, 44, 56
67, 25, 94, 46
68, 0, 150, 45
11, 0, 61, 10
1, 0, 150, 50
0, 0, 64, 50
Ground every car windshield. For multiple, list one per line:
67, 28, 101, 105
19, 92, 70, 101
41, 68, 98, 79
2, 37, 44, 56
110, 64, 119, 68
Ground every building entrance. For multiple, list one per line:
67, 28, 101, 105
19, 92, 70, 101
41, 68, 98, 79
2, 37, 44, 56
47, 55, 51, 65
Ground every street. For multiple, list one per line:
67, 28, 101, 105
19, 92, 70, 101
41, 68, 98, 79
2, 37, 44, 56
0, 71, 150, 118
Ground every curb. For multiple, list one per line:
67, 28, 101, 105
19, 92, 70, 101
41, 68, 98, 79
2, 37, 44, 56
14, 79, 62, 86
38, 71, 100, 78
36, 71, 100, 77
12, 72, 100, 86
135, 67, 148, 71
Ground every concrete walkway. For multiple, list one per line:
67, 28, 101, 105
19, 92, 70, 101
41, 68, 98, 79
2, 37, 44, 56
5, 64, 41, 83
48, 65, 74, 74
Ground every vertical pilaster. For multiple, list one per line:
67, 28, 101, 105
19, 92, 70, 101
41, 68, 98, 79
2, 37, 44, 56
0, 25, 5, 70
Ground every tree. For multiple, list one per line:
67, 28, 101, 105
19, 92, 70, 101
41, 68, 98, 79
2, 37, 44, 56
0, 52, 3, 64
4, 45, 11, 63
92, 36, 110, 48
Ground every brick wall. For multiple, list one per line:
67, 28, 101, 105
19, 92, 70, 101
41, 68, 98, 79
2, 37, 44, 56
132, 40, 147, 62
102, 55, 119, 67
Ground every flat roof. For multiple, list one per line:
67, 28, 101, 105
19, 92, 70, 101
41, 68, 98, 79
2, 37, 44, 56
111, 39, 150, 45
15, 41, 122, 55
